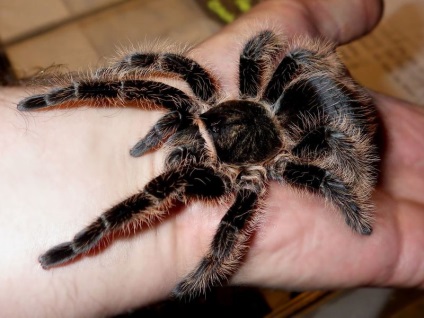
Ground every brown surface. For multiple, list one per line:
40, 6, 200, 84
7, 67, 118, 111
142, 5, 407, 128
0, 0, 221, 78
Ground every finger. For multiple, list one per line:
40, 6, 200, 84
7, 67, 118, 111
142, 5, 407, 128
227, 0, 384, 44
372, 92, 424, 203
193, 0, 383, 91
304, 0, 384, 44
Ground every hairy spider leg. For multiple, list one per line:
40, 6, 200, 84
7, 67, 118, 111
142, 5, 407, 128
282, 163, 372, 235
239, 30, 283, 98
280, 75, 375, 129
262, 50, 303, 103
38, 165, 228, 269
278, 73, 378, 169
130, 111, 184, 157
173, 184, 264, 299
164, 125, 209, 169
271, 74, 377, 235
112, 52, 219, 103
291, 126, 335, 158
17, 79, 200, 155
262, 43, 337, 105
17, 79, 195, 111
291, 120, 377, 189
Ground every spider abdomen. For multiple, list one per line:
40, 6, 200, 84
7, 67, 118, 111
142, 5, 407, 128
200, 100, 282, 165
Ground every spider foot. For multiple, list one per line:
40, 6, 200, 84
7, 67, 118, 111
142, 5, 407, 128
39, 217, 107, 268
283, 162, 373, 235
173, 188, 260, 300
17, 94, 48, 110
342, 202, 373, 235
172, 275, 208, 301
130, 111, 182, 157
172, 259, 228, 300
38, 242, 75, 269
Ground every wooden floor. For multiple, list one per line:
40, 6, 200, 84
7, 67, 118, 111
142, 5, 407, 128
0, 0, 221, 78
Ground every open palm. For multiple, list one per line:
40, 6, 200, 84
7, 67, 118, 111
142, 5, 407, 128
0, 0, 423, 317
189, 0, 424, 290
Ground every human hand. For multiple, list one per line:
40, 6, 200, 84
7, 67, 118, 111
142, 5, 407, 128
216, 0, 424, 292
198, 0, 424, 291
2, 0, 424, 317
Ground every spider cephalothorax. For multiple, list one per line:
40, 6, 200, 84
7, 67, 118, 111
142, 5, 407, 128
18, 30, 378, 298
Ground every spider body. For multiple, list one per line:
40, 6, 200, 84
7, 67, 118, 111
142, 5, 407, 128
18, 30, 378, 298
201, 100, 282, 164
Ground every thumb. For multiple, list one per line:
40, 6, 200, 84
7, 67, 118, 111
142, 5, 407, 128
194, 0, 383, 90
303, 0, 384, 44
214, 0, 383, 44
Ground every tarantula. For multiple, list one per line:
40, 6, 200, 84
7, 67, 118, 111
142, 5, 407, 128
18, 30, 378, 298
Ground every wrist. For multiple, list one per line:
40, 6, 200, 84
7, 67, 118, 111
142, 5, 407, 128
0, 87, 177, 316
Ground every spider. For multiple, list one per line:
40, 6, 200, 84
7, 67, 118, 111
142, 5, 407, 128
17, 30, 378, 299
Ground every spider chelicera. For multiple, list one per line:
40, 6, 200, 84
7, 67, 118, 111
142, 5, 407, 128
18, 30, 378, 298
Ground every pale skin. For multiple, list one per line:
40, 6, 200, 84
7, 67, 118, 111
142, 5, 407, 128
1, 0, 424, 316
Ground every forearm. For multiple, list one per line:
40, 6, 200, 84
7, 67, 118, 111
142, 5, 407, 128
0, 87, 182, 316
0, 1, 382, 315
